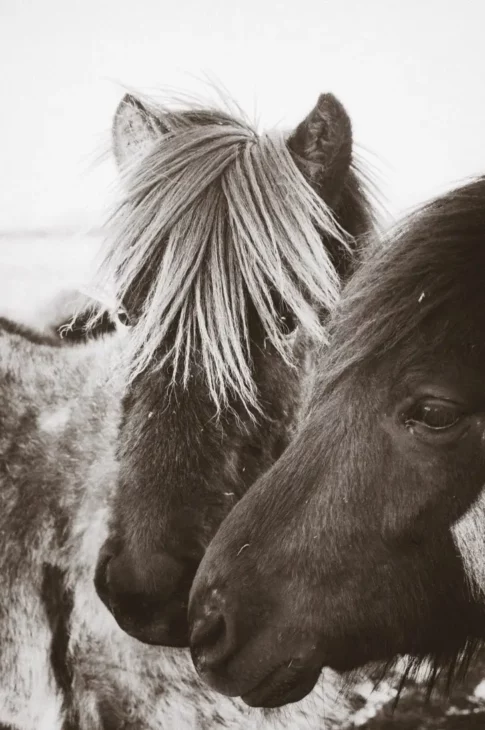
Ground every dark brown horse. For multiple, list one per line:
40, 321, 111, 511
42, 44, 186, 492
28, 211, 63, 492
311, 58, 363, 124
189, 177, 485, 708
92, 90, 376, 647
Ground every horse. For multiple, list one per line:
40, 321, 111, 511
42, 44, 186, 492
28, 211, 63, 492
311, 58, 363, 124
91, 89, 376, 648
0, 89, 376, 728
188, 175, 485, 710
0, 317, 381, 729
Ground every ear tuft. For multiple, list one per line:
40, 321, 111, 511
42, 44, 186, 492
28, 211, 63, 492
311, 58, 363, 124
112, 94, 168, 168
288, 93, 353, 204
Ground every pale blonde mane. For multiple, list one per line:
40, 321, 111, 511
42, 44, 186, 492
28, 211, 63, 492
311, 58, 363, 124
95, 97, 351, 412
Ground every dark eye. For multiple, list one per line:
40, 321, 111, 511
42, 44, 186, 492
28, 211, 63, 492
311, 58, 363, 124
117, 308, 132, 327
403, 400, 465, 431
279, 311, 297, 336
271, 292, 297, 336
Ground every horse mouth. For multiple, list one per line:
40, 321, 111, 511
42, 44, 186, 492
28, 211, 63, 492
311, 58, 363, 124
96, 592, 189, 646
240, 663, 322, 708
115, 612, 189, 647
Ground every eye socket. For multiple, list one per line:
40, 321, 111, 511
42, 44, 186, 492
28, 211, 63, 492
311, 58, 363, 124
402, 399, 466, 432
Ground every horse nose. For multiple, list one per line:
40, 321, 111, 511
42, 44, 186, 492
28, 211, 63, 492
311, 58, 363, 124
94, 543, 193, 645
106, 549, 185, 599
189, 589, 238, 673
94, 540, 119, 605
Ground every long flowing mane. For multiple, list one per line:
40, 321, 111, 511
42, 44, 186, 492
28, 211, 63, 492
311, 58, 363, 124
94, 95, 360, 411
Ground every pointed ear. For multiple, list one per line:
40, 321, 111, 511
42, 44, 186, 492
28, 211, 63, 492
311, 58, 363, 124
287, 93, 352, 206
112, 94, 169, 168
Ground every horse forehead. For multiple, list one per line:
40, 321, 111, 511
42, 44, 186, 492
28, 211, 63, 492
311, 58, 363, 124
37, 404, 72, 434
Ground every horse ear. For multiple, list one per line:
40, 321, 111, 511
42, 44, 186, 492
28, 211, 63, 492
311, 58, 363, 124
287, 93, 352, 205
112, 94, 169, 168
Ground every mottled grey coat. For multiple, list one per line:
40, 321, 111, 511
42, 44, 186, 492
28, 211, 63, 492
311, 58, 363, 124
0, 319, 371, 729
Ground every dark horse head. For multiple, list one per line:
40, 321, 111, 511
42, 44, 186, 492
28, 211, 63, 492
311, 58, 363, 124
189, 177, 485, 707
93, 90, 375, 646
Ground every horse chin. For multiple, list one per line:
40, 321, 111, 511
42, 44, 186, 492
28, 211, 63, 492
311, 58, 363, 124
195, 658, 323, 708
110, 605, 190, 647
192, 628, 325, 707
241, 664, 322, 708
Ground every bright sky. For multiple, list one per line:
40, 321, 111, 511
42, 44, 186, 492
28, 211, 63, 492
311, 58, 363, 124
1, 0, 485, 230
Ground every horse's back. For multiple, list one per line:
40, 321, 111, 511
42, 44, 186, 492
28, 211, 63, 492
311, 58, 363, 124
0, 318, 122, 730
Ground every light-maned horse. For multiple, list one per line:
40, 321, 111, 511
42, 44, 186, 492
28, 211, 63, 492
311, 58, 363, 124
92, 90, 375, 647
1, 90, 376, 729
188, 176, 485, 709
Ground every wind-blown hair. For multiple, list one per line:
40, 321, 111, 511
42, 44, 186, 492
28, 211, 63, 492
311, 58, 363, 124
94, 98, 351, 411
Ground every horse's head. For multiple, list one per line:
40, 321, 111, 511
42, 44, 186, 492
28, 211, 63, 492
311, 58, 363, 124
93, 90, 375, 646
189, 178, 485, 707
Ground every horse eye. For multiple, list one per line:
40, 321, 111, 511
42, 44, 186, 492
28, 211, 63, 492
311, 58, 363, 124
117, 308, 132, 327
271, 294, 297, 336
403, 400, 464, 431
279, 312, 297, 336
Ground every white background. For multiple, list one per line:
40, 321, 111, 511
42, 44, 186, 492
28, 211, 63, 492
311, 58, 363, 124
2, 0, 485, 231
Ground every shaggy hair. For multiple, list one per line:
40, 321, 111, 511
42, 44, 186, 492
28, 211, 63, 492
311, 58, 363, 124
1, 90, 381, 727
93, 99, 350, 411
0, 321, 367, 730
311, 176, 485, 391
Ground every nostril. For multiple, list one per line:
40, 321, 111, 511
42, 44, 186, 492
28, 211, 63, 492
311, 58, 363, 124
94, 546, 194, 621
190, 606, 236, 671
93, 545, 200, 644
191, 612, 226, 650
94, 550, 114, 606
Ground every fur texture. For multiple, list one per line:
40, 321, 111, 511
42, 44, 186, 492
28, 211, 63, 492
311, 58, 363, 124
0, 89, 377, 727
0, 320, 376, 730
91, 90, 377, 649
96, 96, 355, 411
189, 177, 485, 708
